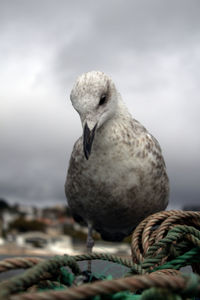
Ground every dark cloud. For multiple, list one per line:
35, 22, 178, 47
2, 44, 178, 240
0, 0, 200, 208
52, 0, 200, 85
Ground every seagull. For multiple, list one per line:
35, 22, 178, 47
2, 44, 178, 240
65, 71, 169, 257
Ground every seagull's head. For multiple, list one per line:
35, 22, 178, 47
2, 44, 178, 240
70, 71, 119, 159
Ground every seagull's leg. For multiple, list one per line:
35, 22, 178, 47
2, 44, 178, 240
86, 223, 94, 272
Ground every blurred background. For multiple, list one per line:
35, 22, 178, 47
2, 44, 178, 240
0, 0, 200, 256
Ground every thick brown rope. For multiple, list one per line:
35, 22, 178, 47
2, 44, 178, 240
10, 273, 189, 300
0, 257, 44, 273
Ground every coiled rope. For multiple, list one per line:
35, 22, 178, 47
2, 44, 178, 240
0, 210, 200, 300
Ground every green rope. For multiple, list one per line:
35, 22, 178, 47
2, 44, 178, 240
0, 255, 81, 298
152, 247, 200, 272
137, 225, 200, 273
145, 225, 200, 258
73, 253, 135, 269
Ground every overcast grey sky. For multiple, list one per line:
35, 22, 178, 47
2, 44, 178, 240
0, 0, 200, 208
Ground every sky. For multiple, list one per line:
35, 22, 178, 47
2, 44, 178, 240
0, 0, 200, 208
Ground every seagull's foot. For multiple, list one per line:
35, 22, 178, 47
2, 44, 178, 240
86, 235, 94, 253
86, 236, 94, 272
86, 224, 94, 272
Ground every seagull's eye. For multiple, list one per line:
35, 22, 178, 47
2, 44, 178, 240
99, 94, 107, 106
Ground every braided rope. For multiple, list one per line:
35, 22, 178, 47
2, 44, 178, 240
73, 252, 134, 268
0, 253, 137, 273
0, 255, 81, 298
9, 273, 200, 300
131, 210, 200, 263
0, 257, 44, 273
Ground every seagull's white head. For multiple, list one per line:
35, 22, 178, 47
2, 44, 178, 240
70, 71, 119, 159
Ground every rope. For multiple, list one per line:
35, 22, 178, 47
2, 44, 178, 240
0, 257, 44, 273
0, 210, 199, 300
9, 273, 197, 300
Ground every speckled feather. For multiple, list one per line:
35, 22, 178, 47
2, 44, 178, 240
65, 71, 169, 241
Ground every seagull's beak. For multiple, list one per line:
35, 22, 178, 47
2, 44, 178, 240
83, 122, 97, 160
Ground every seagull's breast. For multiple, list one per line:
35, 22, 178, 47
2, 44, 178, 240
66, 116, 169, 232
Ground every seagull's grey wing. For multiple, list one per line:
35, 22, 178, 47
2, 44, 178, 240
65, 138, 87, 226
66, 138, 83, 190
131, 118, 169, 205
132, 118, 164, 161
